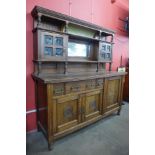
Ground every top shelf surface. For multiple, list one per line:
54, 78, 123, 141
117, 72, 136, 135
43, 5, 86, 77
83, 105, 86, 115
31, 6, 115, 36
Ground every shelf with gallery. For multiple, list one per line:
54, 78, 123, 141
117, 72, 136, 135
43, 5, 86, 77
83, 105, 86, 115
32, 6, 115, 75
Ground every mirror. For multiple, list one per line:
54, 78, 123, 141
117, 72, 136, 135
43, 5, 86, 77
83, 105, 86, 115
68, 42, 88, 57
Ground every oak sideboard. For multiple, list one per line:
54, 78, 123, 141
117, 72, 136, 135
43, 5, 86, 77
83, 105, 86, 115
31, 6, 126, 150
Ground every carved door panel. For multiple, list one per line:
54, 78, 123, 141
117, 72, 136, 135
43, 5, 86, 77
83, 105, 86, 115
82, 90, 102, 121
103, 76, 122, 113
53, 95, 81, 133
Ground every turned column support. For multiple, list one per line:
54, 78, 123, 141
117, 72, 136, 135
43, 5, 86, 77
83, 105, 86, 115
64, 61, 68, 75
65, 21, 69, 33
37, 13, 42, 27
109, 62, 112, 71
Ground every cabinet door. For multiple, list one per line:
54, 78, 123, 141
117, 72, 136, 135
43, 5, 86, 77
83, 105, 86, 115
41, 31, 68, 60
82, 90, 103, 121
103, 76, 122, 113
53, 95, 81, 133
99, 42, 112, 61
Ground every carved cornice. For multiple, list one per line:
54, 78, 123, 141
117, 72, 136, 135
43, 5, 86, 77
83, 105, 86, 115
31, 6, 115, 35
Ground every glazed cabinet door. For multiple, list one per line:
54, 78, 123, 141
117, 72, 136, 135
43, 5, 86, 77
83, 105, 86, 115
103, 76, 122, 113
53, 95, 81, 133
40, 31, 68, 60
98, 42, 112, 62
82, 90, 103, 121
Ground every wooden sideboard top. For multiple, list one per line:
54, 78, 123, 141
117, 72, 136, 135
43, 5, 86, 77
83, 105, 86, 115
32, 71, 126, 83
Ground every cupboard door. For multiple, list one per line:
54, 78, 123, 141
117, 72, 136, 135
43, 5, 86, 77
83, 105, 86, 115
82, 90, 102, 121
103, 77, 122, 113
41, 31, 68, 60
54, 95, 81, 133
99, 42, 112, 61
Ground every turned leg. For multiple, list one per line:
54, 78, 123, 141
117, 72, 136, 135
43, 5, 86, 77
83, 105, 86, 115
48, 142, 53, 151
37, 122, 41, 132
37, 126, 41, 132
117, 108, 121, 115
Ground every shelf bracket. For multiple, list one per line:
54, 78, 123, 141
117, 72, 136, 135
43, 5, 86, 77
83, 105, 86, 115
37, 13, 42, 28
38, 61, 42, 75
64, 61, 68, 75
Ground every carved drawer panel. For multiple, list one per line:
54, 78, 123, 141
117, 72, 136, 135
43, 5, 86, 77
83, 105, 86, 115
96, 78, 104, 88
86, 79, 96, 90
65, 81, 85, 94
53, 83, 64, 96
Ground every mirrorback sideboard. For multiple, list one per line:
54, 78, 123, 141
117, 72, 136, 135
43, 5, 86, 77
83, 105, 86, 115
31, 6, 126, 150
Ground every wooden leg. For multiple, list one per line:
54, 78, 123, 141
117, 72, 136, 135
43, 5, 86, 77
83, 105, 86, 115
48, 142, 53, 151
117, 107, 121, 115
37, 122, 41, 132
37, 126, 41, 132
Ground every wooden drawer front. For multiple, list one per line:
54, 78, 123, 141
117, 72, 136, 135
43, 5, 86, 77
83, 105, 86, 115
86, 79, 96, 90
53, 83, 64, 96
96, 79, 104, 88
65, 81, 85, 94
56, 95, 79, 132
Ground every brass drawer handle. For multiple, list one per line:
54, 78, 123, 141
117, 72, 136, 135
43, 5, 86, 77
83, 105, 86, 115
86, 83, 95, 88
70, 85, 80, 91
96, 82, 103, 86
54, 88, 64, 95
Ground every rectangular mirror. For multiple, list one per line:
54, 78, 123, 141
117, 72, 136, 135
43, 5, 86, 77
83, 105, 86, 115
68, 42, 89, 57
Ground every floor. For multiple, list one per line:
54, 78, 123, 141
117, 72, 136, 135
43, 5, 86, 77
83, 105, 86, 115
27, 102, 129, 155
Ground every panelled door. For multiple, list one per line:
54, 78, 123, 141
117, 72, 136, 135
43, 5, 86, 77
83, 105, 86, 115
103, 76, 122, 113
53, 95, 81, 133
82, 90, 103, 121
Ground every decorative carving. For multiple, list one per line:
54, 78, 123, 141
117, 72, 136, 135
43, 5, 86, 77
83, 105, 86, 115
64, 21, 69, 33
90, 101, 97, 111
37, 13, 42, 27
86, 82, 95, 89
64, 61, 68, 74
64, 106, 73, 118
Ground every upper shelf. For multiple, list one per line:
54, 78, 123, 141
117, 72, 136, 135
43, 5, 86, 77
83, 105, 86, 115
31, 6, 115, 36
33, 59, 112, 64
33, 27, 114, 44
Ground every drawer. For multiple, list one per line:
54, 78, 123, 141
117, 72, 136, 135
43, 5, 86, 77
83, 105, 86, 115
53, 83, 65, 96
65, 81, 85, 94
96, 79, 104, 88
86, 79, 96, 90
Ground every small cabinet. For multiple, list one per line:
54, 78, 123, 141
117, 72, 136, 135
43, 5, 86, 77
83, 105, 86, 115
53, 95, 81, 133
103, 76, 122, 113
82, 90, 103, 121
99, 42, 112, 61
41, 31, 68, 60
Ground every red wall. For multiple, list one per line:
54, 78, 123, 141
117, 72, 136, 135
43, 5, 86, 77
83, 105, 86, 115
26, 0, 129, 132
